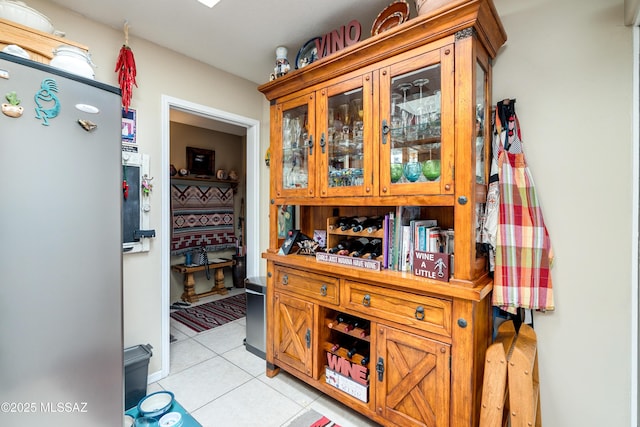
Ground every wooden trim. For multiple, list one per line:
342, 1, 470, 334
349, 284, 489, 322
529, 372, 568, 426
258, 0, 506, 101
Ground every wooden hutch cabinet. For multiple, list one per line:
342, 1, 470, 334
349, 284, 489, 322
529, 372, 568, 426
258, 1, 506, 426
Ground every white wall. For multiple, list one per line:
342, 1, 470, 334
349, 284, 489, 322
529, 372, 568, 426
26, 0, 271, 377
493, 0, 633, 425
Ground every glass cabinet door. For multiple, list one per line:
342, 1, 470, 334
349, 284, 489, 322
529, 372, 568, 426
379, 47, 454, 196
318, 75, 373, 197
275, 94, 316, 198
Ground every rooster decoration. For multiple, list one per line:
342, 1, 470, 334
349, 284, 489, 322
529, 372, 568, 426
34, 78, 60, 126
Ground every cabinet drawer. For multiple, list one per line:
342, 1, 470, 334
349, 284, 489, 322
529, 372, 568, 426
274, 266, 339, 305
345, 281, 452, 337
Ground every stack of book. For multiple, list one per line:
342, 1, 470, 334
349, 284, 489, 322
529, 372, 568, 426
382, 206, 454, 273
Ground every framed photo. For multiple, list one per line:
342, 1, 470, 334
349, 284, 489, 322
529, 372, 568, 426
277, 205, 295, 239
186, 147, 215, 176
121, 108, 136, 144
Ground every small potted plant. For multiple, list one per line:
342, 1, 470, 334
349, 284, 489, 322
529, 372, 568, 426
2, 91, 23, 118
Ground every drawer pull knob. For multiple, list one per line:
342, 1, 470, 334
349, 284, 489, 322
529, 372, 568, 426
320, 284, 327, 296
362, 294, 371, 306
458, 318, 468, 328
415, 306, 425, 321
282, 275, 288, 285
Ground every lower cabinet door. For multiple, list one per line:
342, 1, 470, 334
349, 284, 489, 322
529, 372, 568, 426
274, 292, 314, 376
375, 325, 451, 427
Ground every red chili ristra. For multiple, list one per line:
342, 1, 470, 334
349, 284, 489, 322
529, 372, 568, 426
115, 44, 137, 112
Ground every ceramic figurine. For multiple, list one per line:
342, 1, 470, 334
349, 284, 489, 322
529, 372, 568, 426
274, 46, 290, 78
2, 91, 23, 118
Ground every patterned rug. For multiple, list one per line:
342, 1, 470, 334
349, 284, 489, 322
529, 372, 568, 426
170, 184, 236, 255
170, 294, 246, 333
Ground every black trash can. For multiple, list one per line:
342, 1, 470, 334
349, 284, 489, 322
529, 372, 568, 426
123, 343, 153, 410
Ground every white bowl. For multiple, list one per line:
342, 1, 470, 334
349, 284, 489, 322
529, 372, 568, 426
0, 1, 54, 33
159, 412, 183, 427
137, 391, 174, 419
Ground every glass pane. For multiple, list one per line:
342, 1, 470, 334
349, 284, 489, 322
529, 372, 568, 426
326, 87, 364, 188
390, 64, 441, 184
282, 105, 309, 190
475, 61, 486, 184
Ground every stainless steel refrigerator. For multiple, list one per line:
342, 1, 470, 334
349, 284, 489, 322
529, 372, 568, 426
0, 52, 123, 426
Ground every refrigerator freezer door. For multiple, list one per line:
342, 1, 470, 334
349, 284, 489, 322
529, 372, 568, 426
0, 53, 123, 426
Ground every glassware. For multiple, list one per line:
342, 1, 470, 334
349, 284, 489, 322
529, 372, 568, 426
390, 92, 403, 140
403, 149, 421, 182
412, 78, 429, 139
422, 159, 441, 181
390, 163, 403, 183
404, 161, 422, 182
390, 148, 403, 183
397, 82, 414, 140
282, 113, 291, 148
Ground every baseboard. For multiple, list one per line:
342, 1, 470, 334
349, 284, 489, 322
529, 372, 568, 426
147, 369, 163, 384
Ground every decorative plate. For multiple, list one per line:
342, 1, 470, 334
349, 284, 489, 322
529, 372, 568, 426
371, 0, 410, 36
295, 37, 321, 70
137, 391, 174, 418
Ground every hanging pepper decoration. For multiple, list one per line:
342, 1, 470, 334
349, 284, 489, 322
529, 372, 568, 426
115, 22, 137, 113
122, 164, 129, 200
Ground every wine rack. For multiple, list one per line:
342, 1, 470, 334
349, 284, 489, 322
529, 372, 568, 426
326, 216, 385, 255
321, 310, 371, 403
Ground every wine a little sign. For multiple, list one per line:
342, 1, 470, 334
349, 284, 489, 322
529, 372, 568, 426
413, 251, 450, 282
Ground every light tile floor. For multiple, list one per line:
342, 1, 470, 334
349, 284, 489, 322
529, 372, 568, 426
149, 289, 380, 427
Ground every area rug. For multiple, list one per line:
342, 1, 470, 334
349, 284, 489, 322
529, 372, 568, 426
170, 294, 246, 333
285, 410, 341, 427
170, 184, 236, 255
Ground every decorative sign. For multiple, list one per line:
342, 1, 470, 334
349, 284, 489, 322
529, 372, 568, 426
413, 250, 450, 282
325, 352, 369, 402
316, 252, 381, 271
315, 20, 362, 60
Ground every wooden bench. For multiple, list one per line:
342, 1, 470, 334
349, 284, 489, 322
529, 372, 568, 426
172, 259, 235, 303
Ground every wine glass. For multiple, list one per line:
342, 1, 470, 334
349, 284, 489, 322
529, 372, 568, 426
396, 82, 414, 140
412, 78, 429, 139
390, 92, 403, 140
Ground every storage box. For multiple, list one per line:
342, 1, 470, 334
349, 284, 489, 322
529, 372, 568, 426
124, 344, 153, 410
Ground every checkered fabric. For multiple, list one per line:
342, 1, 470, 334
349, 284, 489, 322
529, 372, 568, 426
493, 135, 554, 314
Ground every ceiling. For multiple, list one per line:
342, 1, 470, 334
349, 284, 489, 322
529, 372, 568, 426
49, 0, 410, 86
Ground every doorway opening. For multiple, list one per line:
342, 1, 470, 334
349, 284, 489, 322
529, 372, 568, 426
160, 95, 260, 378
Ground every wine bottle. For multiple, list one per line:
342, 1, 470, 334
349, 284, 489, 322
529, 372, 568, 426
341, 216, 367, 231
335, 314, 348, 327
358, 320, 371, 338
352, 238, 382, 257
327, 239, 351, 254
360, 347, 371, 365
352, 216, 382, 233
364, 240, 383, 259
343, 319, 355, 332
366, 216, 384, 234
334, 216, 350, 230
347, 340, 360, 358
337, 237, 369, 256
330, 342, 341, 352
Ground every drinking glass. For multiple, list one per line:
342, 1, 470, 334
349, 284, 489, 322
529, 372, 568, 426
412, 78, 429, 139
